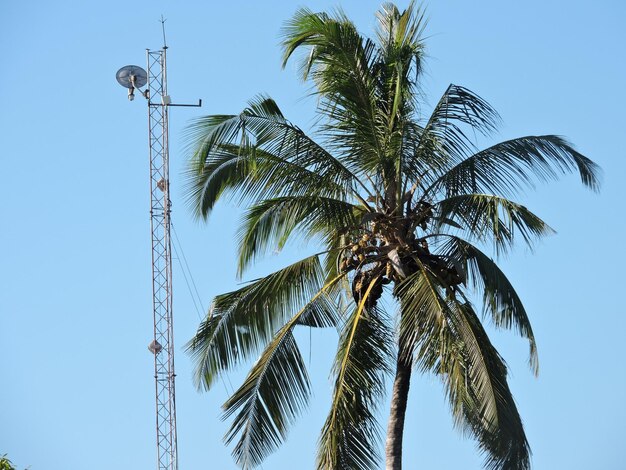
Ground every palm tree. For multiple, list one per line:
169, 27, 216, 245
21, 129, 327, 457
184, 3, 600, 469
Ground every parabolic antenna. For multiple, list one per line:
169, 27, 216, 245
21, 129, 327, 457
116, 65, 148, 89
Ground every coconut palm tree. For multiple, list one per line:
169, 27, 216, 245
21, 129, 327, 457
184, 3, 600, 469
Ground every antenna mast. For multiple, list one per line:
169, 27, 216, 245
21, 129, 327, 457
146, 45, 178, 470
116, 25, 201, 470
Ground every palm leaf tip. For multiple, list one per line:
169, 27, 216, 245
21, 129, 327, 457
552, 136, 602, 192
481, 430, 531, 470
434, 194, 555, 254
185, 309, 223, 392
423, 135, 601, 203
520, 135, 601, 192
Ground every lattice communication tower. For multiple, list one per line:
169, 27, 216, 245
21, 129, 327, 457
116, 44, 201, 470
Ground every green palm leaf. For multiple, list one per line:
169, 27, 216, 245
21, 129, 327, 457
317, 276, 392, 470
222, 274, 344, 469
433, 193, 554, 254
423, 135, 601, 199
395, 267, 530, 469
237, 195, 363, 276
281, 8, 386, 176
224, 331, 308, 469
185, 95, 372, 218
403, 85, 501, 186
444, 301, 531, 470
184, 142, 349, 218
436, 235, 538, 374
374, 2, 427, 66
186, 255, 334, 391
372, 1, 428, 210
394, 266, 448, 362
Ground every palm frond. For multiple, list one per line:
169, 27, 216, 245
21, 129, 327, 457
373, 1, 427, 122
317, 277, 392, 470
423, 135, 601, 199
433, 193, 554, 254
374, 2, 427, 62
281, 8, 387, 177
392, 256, 530, 469
442, 300, 531, 470
403, 85, 501, 187
222, 274, 343, 469
374, 0, 427, 110
185, 255, 334, 391
281, 8, 374, 104
237, 195, 364, 276
321, 231, 346, 283
184, 142, 349, 218
185, 95, 372, 218
372, 1, 428, 210
436, 235, 538, 374
224, 331, 308, 469
393, 266, 448, 362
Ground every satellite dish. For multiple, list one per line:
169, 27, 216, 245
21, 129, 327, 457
116, 65, 148, 89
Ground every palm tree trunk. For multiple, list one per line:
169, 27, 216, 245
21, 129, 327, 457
385, 351, 413, 469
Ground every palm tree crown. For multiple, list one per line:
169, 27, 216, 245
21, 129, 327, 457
184, 3, 600, 469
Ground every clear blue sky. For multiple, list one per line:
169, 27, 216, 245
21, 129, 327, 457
1, 1, 625, 469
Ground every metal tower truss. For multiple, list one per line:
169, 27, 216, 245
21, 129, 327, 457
146, 47, 178, 470
117, 44, 200, 470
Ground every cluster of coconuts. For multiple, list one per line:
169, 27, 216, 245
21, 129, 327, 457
352, 270, 385, 308
337, 200, 465, 306
339, 232, 381, 273
339, 230, 393, 307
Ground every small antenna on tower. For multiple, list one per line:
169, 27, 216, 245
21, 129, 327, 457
160, 15, 168, 49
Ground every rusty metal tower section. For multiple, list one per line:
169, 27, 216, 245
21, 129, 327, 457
146, 46, 178, 470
